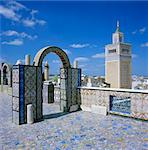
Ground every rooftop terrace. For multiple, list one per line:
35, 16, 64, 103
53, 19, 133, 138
0, 92, 147, 150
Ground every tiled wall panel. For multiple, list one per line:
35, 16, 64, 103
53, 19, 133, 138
60, 68, 68, 111
12, 65, 42, 125
71, 68, 81, 106
12, 111, 19, 125
59, 68, 81, 111
12, 66, 19, 83
54, 86, 60, 104
12, 65, 21, 124
79, 88, 148, 120
36, 67, 42, 120
12, 97, 19, 111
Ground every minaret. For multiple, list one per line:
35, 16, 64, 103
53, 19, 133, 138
105, 21, 132, 89
113, 21, 124, 44
73, 60, 78, 68
116, 20, 120, 32
44, 61, 49, 81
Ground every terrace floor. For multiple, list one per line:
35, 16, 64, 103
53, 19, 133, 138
0, 92, 148, 150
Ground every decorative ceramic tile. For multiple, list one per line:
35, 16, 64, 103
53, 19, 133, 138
19, 65, 25, 124
12, 83, 19, 97
70, 68, 81, 106
12, 110, 19, 125
12, 65, 43, 124
2, 93, 148, 149
143, 113, 148, 120
12, 66, 21, 124
12, 97, 19, 111
43, 84, 48, 103
60, 68, 68, 79
60, 89, 66, 100
80, 88, 147, 120
60, 79, 67, 90
24, 66, 36, 100
54, 87, 60, 103
36, 66, 42, 120
143, 100, 148, 113
78, 69, 81, 86
12, 67, 19, 83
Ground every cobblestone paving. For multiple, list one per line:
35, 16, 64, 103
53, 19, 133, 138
0, 93, 148, 150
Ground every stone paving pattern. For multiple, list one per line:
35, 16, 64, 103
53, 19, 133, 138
0, 93, 148, 150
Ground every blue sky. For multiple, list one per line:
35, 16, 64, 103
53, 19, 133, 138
0, 1, 148, 76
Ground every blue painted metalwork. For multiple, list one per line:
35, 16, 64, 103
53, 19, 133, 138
110, 96, 131, 114
78, 69, 81, 86
19, 65, 25, 124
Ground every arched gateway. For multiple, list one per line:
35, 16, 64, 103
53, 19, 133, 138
33, 46, 71, 68
12, 46, 81, 125
1, 63, 12, 86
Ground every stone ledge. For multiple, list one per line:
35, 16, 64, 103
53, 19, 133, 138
91, 105, 107, 115
80, 105, 107, 116
78, 86, 148, 94
80, 105, 91, 112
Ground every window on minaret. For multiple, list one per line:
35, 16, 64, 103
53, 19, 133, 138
108, 49, 116, 53
119, 36, 122, 42
122, 49, 129, 54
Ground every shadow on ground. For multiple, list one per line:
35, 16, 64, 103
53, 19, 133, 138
43, 112, 69, 119
43, 109, 82, 120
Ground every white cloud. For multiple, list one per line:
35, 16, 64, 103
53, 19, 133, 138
52, 60, 62, 68
139, 27, 146, 34
63, 49, 71, 55
89, 44, 98, 48
1, 30, 37, 40
1, 30, 18, 36
22, 7, 46, 27
22, 19, 36, 27
52, 60, 61, 64
42, 61, 46, 66
20, 32, 37, 40
0, 1, 46, 27
132, 27, 146, 35
36, 19, 46, 26
92, 53, 105, 58
26, 9, 46, 27
22, 18, 46, 27
7, 1, 28, 11
141, 42, 148, 47
30, 9, 38, 17
70, 43, 98, 49
2, 39, 23, 46
79, 64, 87, 68
132, 30, 137, 35
70, 43, 90, 48
74, 57, 89, 62
0, 5, 20, 21
132, 54, 138, 58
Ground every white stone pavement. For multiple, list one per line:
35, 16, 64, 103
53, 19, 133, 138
0, 92, 148, 150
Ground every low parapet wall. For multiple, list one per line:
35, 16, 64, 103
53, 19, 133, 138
78, 87, 148, 120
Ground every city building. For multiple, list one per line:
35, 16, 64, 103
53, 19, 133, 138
105, 21, 132, 89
